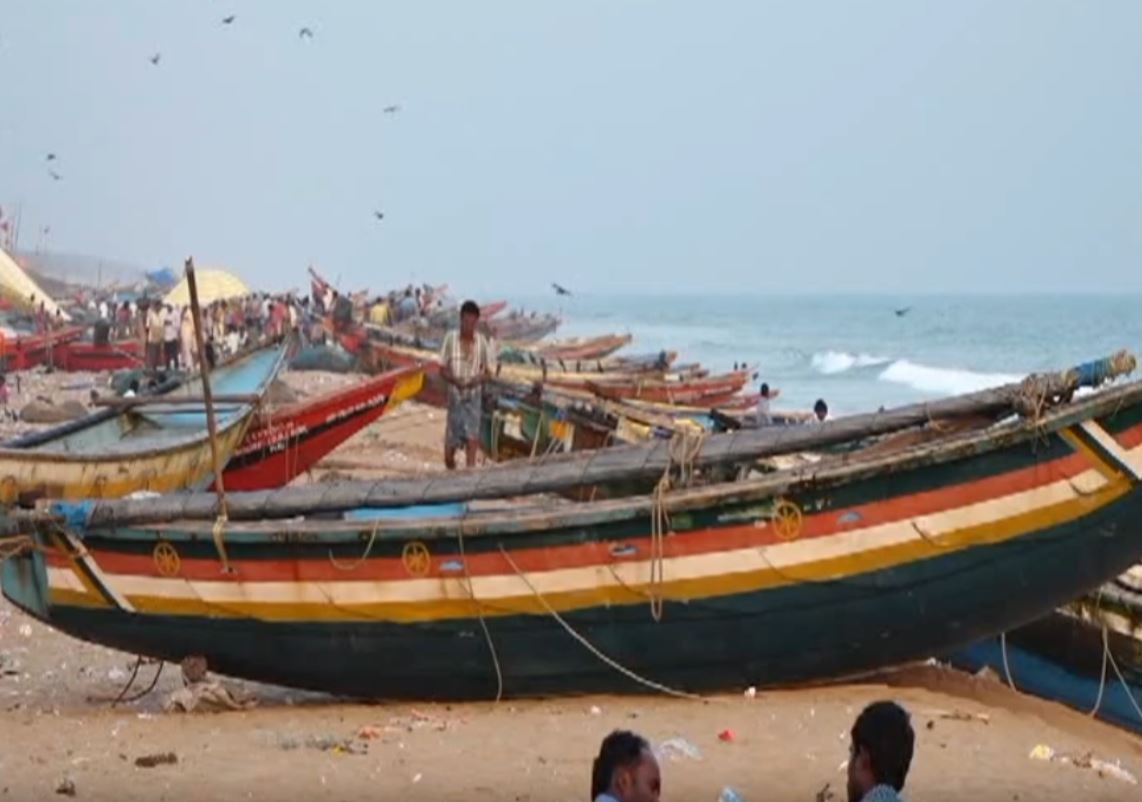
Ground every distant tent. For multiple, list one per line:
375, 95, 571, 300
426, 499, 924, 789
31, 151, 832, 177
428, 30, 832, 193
163, 268, 251, 306
146, 267, 179, 288
0, 246, 70, 321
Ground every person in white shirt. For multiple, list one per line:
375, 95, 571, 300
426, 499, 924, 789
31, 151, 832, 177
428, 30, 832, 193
756, 382, 780, 427
440, 300, 491, 470
162, 305, 179, 369
811, 398, 829, 423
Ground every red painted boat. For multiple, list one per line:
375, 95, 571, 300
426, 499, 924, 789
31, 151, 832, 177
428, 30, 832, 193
0, 327, 85, 371
341, 334, 449, 407
58, 340, 143, 372
215, 365, 424, 491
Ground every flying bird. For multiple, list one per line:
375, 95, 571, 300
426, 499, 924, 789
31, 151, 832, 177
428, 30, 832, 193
150, 52, 161, 65
552, 282, 572, 296
373, 211, 385, 221
383, 105, 401, 114
48, 170, 62, 181
46, 153, 56, 162
894, 307, 911, 317
298, 27, 314, 39
221, 15, 236, 25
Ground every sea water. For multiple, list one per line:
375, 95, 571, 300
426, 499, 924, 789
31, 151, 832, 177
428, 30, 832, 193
506, 294, 1142, 415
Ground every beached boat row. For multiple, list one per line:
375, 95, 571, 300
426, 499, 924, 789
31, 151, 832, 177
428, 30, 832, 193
3, 351, 1141, 702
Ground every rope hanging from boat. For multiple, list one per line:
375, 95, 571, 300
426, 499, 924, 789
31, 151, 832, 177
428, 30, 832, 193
328, 517, 383, 572
0, 535, 35, 563
211, 516, 233, 574
456, 521, 504, 702
648, 429, 706, 621
1086, 593, 1142, 725
498, 545, 712, 702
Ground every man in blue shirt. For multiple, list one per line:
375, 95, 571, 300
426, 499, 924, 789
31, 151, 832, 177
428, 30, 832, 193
847, 701, 915, 802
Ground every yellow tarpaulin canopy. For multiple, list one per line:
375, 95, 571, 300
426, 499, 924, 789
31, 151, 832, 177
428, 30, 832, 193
163, 268, 251, 306
0, 246, 70, 321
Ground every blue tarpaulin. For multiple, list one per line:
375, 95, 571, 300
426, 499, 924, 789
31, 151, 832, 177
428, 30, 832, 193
146, 267, 179, 288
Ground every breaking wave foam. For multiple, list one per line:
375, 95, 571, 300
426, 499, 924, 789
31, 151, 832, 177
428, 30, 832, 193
810, 350, 892, 375
877, 359, 1022, 396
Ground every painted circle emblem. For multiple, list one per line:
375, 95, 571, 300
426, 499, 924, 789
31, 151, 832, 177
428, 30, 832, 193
153, 542, 181, 577
772, 499, 803, 541
401, 541, 431, 577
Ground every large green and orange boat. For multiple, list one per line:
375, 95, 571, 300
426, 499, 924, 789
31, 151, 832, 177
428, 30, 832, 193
3, 352, 1142, 700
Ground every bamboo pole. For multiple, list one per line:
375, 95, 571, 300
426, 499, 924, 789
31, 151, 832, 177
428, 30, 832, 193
184, 257, 228, 520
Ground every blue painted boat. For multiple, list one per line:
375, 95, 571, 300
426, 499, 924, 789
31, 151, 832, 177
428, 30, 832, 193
0, 343, 287, 503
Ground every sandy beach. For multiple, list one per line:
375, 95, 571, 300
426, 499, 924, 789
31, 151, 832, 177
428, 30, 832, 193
0, 369, 1140, 802
3, 592, 1142, 802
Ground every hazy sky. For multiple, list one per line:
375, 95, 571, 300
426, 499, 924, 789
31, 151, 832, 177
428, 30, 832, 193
2, 1, 1140, 296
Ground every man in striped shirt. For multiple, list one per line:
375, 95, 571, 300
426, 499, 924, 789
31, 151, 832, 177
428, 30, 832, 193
440, 300, 492, 469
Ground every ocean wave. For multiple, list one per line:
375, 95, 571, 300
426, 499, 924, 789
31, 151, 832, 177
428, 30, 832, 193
810, 350, 892, 375
878, 359, 1022, 396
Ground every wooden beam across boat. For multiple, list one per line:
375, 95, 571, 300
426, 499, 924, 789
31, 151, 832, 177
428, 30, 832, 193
46, 350, 1136, 527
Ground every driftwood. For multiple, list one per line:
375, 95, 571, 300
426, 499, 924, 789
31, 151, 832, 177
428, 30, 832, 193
57, 352, 1134, 528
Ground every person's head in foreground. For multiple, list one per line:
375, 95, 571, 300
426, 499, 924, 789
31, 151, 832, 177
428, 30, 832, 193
459, 300, 480, 338
814, 398, 829, 421
847, 700, 915, 802
591, 730, 661, 802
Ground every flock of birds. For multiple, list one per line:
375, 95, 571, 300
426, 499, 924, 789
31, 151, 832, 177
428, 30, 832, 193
38, 12, 398, 224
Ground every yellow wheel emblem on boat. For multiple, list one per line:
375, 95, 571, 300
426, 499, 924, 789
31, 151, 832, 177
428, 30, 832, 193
153, 542, 181, 577
772, 499, 803, 541
402, 541, 431, 577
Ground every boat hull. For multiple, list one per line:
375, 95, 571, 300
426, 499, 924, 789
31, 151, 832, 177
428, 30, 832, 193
217, 367, 423, 491
58, 340, 142, 372
7, 393, 1142, 698
19, 491, 1142, 699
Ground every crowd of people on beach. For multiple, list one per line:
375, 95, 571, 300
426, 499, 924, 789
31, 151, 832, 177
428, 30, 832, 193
591, 700, 915, 802
76, 292, 304, 372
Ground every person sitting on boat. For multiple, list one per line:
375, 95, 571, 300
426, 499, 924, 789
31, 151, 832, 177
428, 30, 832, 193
812, 398, 829, 423
846, 701, 914, 802
440, 300, 492, 470
591, 730, 661, 802
756, 382, 780, 426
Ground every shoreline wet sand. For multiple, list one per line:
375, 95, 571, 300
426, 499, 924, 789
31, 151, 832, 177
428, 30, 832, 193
2, 369, 1141, 801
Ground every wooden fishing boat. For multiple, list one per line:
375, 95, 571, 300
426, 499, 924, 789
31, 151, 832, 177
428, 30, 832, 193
217, 366, 424, 491
586, 370, 751, 406
5, 353, 1142, 700
0, 326, 85, 371
950, 569, 1142, 734
346, 337, 703, 409
535, 333, 633, 361
0, 344, 286, 504
58, 339, 142, 372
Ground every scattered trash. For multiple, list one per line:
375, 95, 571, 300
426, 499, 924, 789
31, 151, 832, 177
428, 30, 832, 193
279, 734, 367, 755
744, 686, 757, 699
412, 773, 423, 784
930, 708, 989, 724
717, 729, 736, 743
107, 667, 128, 683
18, 624, 31, 638
815, 782, 835, 802
163, 656, 255, 713
1028, 744, 1137, 784
589, 705, 602, 716
656, 737, 702, 762
54, 779, 76, 797
357, 725, 382, 740
134, 752, 178, 768
717, 787, 745, 802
